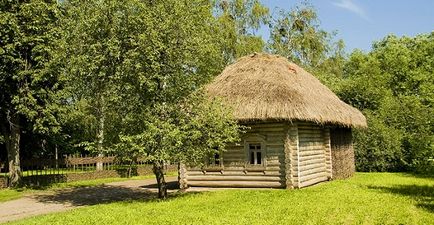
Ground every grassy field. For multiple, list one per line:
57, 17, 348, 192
0, 174, 161, 203
7, 172, 434, 225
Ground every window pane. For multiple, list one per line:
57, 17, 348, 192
214, 153, 220, 165
256, 152, 262, 164
249, 145, 255, 150
250, 152, 255, 164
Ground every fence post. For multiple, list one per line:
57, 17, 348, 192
96, 153, 103, 171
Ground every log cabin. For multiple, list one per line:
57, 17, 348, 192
179, 53, 367, 189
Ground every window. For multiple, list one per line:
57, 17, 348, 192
249, 143, 262, 165
213, 153, 220, 166
207, 148, 221, 167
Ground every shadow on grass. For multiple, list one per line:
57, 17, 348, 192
32, 181, 188, 206
368, 184, 434, 213
140, 181, 179, 190
400, 173, 434, 181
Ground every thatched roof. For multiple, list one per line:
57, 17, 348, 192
206, 53, 367, 128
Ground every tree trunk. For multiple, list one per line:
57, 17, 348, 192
96, 96, 105, 171
5, 113, 21, 187
55, 144, 58, 169
153, 161, 167, 199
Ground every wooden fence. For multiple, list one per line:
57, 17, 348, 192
18, 155, 152, 177
0, 156, 177, 188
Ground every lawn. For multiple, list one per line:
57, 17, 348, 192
0, 174, 162, 203
7, 172, 434, 225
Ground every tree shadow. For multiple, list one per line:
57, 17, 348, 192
32, 181, 186, 207
140, 181, 179, 190
32, 186, 156, 206
399, 173, 434, 180
368, 184, 434, 213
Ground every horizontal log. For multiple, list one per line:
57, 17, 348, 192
299, 145, 324, 150
202, 171, 224, 175
299, 154, 325, 162
266, 144, 285, 149
223, 162, 245, 167
266, 162, 282, 167
187, 180, 284, 188
298, 162, 325, 172
297, 122, 321, 127
265, 166, 285, 171
299, 150, 325, 157
267, 159, 285, 165
267, 133, 285, 138
186, 171, 206, 176
299, 166, 326, 177
299, 138, 323, 142
267, 155, 284, 161
267, 146, 284, 153
187, 175, 283, 182
299, 171, 328, 183
299, 144, 324, 149
299, 176, 328, 188
246, 127, 284, 134
223, 151, 244, 156
299, 158, 326, 167
246, 131, 284, 136
297, 128, 322, 132
223, 157, 245, 162
206, 171, 282, 176
246, 123, 285, 129
298, 132, 323, 137
224, 149, 244, 154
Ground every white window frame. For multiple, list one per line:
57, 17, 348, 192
244, 134, 266, 167
248, 143, 262, 165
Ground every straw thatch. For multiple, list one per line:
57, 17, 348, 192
207, 53, 367, 128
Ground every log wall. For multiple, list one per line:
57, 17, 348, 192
184, 122, 286, 188
182, 121, 334, 189
297, 122, 329, 188
284, 123, 298, 188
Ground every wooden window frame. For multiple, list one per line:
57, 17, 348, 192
244, 134, 266, 168
204, 150, 223, 171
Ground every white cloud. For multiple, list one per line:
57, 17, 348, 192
333, 0, 371, 22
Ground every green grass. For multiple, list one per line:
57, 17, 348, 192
0, 189, 24, 202
7, 172, 434, 225
0, 173, 167, 203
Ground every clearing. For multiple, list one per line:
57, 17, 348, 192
2, 173, 434, 225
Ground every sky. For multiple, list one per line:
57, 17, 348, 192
259, 0, 434, 52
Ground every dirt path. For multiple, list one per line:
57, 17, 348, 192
0, 177, 178, 224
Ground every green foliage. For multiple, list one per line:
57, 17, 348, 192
9, 173, 434, 224
340, 33, 434, 173
214, 0, 269, 63
115, 92, 240, 167
0, 0, 63, 134
59, 0, 240, 171
353, 113, 404, 172
268, 2, 337, 69
267, 2, 348, 92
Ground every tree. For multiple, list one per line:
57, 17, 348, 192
213, 0, 269, 64
59, 0, 240, 199
268, 2, 341, 70
57, 0, 127, 164
269, 3, 327, 68
339, 33, 434, 173
116, 92, 240, 198
267, 2, 348, 92
0, 0, 62, 186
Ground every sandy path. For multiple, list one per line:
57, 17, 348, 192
0, 177, 178, 224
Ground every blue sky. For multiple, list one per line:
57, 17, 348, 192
259, 0, 434, 52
